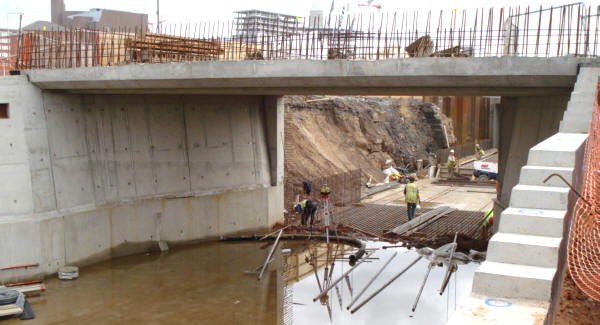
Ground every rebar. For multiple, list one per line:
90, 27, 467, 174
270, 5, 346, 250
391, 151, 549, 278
3, 4, 600, 75
346, 251, 398, 310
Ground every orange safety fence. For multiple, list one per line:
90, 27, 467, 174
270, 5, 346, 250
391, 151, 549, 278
568, 83, 600, 302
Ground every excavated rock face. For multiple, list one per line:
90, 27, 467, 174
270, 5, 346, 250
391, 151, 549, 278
284, 96, 451, 184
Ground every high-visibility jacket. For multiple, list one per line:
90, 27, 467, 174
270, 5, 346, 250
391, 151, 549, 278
298, 200, 307, 210
405, 183, 419, 204
482, 209, 494, 227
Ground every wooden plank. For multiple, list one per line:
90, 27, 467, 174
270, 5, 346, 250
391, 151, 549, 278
1, 283, 44, 295
391, 206, 451, 235
0, 304, 23, 317
405, 208, 456, 235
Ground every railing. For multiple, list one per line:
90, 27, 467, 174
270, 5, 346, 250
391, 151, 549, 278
568, 83, 600, 302
3, 4, 600, 73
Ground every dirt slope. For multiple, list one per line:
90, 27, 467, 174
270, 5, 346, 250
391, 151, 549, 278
284, 96, 451, 184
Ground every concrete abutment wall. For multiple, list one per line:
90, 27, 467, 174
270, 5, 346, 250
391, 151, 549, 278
495, 95, 569, 230
0, 76, 284, 281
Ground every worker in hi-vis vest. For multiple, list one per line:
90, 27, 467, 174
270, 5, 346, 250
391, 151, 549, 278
482, 209, 494, 239
404, 176, 420, 220
475, 143, 486, 160
295, 199, 318, 226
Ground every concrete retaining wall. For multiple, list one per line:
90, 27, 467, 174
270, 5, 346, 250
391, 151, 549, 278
0, 76, 284, 280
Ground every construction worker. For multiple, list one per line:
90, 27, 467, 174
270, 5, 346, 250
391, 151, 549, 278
295, 199, 318, 226
404, 177, 420, 220
482, 209, 494, 239
447, 149, 457, 179
475, 143, 486, 160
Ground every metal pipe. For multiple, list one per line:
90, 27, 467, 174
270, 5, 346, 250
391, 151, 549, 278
411, 261, 434, 312
258, 225, 290, 240
347, 251, 398, 310
439, 233, 458, 295
313, 250, 375, 302
345, 275, 353, 295
439, 263, 456, 296
350, 255, 422, 314
257, 229, 283, 280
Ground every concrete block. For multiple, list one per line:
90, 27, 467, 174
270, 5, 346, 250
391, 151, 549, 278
527, 133, 588, 167
560, 120, 591, 133
566, 97, 595, 110
24, 128, 52, 171
64, 209, 111, 265
205, 107, 232, 148
110, 106, 132, 153
499, 208, 565, 237
217, 192, 242, 236
52, 156, 95, 209
189, 196, 219, 239
519, 165, 573, 187
510, 184, 569, 210
183, 105, 207, 148
89, 160, 107, 204
0, 123, 28, 165
30, 168, 57, 212
0, 164, 33, 215
189, 161, 232, 191
231, 106, 253, 146
267, 185, 284, 227
45, 104, 87, 159
0, 219, 41, 270
153, 149, 189, 194
110, 204, 140, 246
163, 198, 190, 241
235, 189, 268, 231
149, 104, 184, 151
39, 216, 65, 273
472, 261, 555, 301
22, 92, 47, 131
487, 232, 561, 268
115, 157, 136, 198
127, 105, 151, 151
133, 199, 162, 241
132, 150, 156, 196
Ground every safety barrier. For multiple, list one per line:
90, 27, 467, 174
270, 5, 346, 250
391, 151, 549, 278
568, 83, 600, 302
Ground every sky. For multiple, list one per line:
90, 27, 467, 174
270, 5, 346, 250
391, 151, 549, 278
1, 0, 598, 30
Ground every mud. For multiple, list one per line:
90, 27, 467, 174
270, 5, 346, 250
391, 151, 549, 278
284, 96, 451, 185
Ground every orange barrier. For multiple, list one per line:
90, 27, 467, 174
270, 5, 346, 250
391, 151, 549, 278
568, 83, 600, 302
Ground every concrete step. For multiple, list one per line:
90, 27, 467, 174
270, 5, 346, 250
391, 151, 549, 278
566, 98, 595, 110
486, 232, 561, 268
519, 165, 573, 187
561, 114, 593, 127
472, 261, 556, 301
560, 118, 591, 133
510, 184, 569, 210
527, 133, 588, 168
499, 207, 566, 237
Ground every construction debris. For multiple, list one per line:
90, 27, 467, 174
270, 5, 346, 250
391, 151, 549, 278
58, 266, 79, 280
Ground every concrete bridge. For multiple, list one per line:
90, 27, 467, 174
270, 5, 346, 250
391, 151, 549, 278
0, 56, 597, 322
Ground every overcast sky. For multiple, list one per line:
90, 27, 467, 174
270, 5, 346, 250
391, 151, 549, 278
1, 0, 597, 29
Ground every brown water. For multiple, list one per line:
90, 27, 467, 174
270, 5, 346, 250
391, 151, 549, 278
3, 240, 477, 324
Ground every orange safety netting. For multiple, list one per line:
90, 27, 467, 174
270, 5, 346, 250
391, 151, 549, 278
568, 83, 600, 302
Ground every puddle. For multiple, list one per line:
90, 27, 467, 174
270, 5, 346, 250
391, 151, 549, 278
2, 240, 477, 324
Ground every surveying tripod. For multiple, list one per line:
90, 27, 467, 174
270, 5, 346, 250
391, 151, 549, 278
320, 184, 336, 243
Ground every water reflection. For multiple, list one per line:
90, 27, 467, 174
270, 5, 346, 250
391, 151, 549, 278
287, 241, 478, 325
2, 239, 477, 325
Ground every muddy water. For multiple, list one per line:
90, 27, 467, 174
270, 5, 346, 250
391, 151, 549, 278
4, 240, 477, 324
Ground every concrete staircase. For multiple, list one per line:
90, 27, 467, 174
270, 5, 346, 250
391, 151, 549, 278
471, 66, 599, 302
